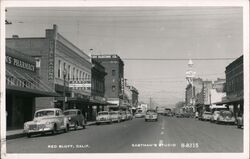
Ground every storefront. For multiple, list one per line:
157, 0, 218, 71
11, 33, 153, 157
6, 47, 58, 130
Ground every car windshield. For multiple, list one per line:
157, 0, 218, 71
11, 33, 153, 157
204, 112, 212, 114
35, 110, 54, 117
64, 111, 77, 115
147, 110, 156, 114
98, 112, 109, 115
110, 112, 118, 115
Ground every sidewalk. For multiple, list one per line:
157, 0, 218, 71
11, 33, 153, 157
6, 121, 97, 140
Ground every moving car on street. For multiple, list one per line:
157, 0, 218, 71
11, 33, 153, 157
216, 110, 236, 125
145, 109, 158, 122
135, 109, 145, 118
96, 111, 112, 125
201, 111, 212, 121
110, 111, 122, 123
24, 108, 69, 138
63, 109, 86, 130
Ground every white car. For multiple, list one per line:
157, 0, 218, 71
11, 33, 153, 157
24, 108, 70, 138
110, 111, 122, 123
210, 111, 220, 123
96, 111, 112, 124
201, 111, 212, 121
145, 110, 158, 122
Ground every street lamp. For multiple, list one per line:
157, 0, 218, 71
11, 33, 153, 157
63, 69, 67, 111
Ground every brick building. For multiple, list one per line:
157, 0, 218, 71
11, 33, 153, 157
91, 54, 124, 110
217, 55, 243, 117
6, 25, 92, 119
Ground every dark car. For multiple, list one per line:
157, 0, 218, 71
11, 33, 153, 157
63, 109, 86, 130
216, 110, 235, 125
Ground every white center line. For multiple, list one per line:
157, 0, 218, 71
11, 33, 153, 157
161, 131, 164, 135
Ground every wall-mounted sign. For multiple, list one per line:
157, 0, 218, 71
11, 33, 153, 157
48, 40, 55, 80
6, 55, 35, 72
69, 80, 91, 89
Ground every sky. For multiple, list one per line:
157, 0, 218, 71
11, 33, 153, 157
5, 7, 243, 107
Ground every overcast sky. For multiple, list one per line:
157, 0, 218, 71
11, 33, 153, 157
5, 7, 243, 107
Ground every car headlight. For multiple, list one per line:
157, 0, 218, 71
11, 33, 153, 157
24, 123, 29, 129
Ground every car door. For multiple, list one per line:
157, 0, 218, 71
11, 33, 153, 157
56, 110, 64, 129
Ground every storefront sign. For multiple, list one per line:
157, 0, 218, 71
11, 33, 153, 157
6, 55, 35, 72
69, 80, 91, 89
48, 40, 55, 80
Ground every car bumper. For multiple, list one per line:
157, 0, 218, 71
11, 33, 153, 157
24, 127, 53, 134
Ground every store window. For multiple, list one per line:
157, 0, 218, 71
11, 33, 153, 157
58, 60, 61, 78
68, 65, 70, 80
112, 85, 116, 92
73, 67, 75, 80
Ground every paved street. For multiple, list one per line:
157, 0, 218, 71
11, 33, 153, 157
7, 116, 243, 153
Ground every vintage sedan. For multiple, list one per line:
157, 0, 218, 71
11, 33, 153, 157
63, 109, 86, 130
216, 110, 236, 124
210, 111, 221, 123
24, 108, 69, 138
201, 111, 212, 121
121, 111, 127, 121
96, 111, 112, 125
145, 109, 158, 122
110, 111, 122, 123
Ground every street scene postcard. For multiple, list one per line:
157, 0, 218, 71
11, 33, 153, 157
0, 1, 249, 159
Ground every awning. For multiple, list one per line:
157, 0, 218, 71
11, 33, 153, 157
55, 96, 89, 102
6, 67, 59, 97
214, 96, 243, 105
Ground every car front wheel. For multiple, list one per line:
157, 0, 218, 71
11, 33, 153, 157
27, 133, 31, 138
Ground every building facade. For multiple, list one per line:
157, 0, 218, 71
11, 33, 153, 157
6, 47, 57, 130
89, 59, 107, 120
185, 78, 203, 113
6, 25, 92, 119
220, 55, 244, 117
91, 54, 124, 110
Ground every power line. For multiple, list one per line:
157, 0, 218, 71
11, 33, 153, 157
122, 57, 237, 61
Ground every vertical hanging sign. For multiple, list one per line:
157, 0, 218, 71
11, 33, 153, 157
48, 40, 55, 80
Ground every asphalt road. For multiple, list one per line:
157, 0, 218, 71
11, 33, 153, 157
7, 116, 243, 153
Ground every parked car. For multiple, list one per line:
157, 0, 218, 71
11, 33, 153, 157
126, 111, 133, 120
216, 110, 236, 124
110, 111, 122, 123
201, 111, 212, 121
121, 111, 127, 121
135, 112, 145, 118
145, 109, 158, 122
63, 109, 86, 130
96, 111, 112, 125
210, 111, 220, 123
236, 113, 243, 128
24, 108, 69, 138
175, 113, 183, 118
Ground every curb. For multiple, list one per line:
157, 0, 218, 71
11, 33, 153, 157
6, 132, 26, 140
6, 122, 97, 140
